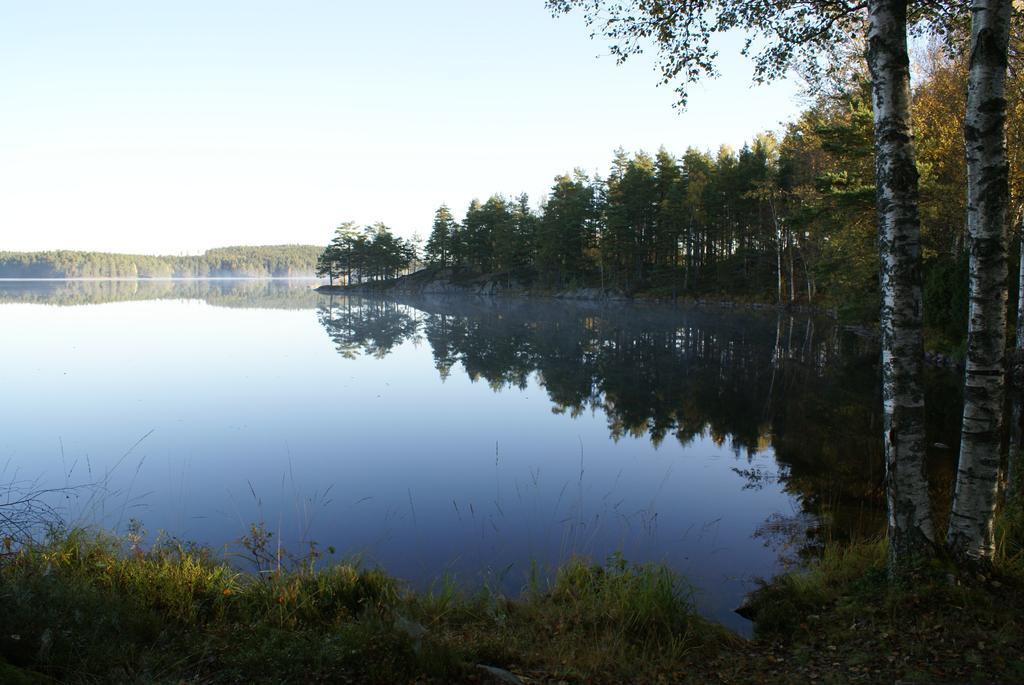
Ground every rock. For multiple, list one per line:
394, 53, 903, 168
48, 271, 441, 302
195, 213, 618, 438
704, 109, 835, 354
476, 664, 526, 684
734, 596, 758, 621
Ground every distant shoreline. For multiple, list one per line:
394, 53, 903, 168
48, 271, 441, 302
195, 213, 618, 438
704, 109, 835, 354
0, 276, 323, 282
0, 245, 324, 280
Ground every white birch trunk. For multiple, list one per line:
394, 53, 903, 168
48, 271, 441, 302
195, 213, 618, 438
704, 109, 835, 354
774, 209, 783, 306
1009, 394, 1021, 502
1017, 215, 1023, 351
866, 0, 935, 567
788, 229, 796, 303
947, 0, 1014, 561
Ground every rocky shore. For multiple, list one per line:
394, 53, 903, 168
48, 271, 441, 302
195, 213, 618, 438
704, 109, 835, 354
314, 267, 832, 316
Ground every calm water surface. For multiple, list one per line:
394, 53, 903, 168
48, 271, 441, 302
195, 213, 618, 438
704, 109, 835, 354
0, 279, 960, 632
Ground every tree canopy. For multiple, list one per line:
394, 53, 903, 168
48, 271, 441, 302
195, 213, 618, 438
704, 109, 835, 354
316, 223, 417, 286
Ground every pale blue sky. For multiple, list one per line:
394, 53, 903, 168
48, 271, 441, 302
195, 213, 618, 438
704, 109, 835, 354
0, 1, 801, 254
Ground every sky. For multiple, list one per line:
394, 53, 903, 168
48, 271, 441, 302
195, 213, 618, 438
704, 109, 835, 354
0, 1, 803, 254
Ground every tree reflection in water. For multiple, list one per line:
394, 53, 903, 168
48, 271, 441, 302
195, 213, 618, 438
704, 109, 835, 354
317, 294, 961, 560
0, 279, 321, 309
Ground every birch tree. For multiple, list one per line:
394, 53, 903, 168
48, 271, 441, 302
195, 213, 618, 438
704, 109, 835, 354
547, 0, 938, 567
1018, 220, 1023, 351
947, 0, 1015, 561
866, 0, 934, 562
1016, 205, 1024, 354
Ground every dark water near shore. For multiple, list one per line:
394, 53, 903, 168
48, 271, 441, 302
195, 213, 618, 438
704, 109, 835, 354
0, 279, 961, 633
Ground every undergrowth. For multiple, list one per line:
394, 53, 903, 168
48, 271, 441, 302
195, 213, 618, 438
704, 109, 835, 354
2, 498, 1024, 684
0, 528, 720, 684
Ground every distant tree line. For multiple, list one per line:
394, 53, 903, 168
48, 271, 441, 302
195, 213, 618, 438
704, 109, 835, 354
0, 245, 323, 279
316, 223, 418, 286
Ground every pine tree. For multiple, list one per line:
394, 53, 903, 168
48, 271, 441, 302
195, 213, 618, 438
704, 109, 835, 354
425, 205, 457, 268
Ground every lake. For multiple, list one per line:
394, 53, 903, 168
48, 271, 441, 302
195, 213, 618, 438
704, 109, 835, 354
0, 279, 961, 633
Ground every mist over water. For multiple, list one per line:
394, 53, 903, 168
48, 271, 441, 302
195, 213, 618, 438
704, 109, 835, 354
0, 280, 960, 633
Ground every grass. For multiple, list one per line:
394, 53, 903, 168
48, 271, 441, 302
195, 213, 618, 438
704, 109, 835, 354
409, 553, 735, 683
1, 497, 1023, 683
0, 526, 449, 684
995, 456, 1024, 573
0, 527, 729, 684
738, 536, 889, 637
723, 489, 1024, 684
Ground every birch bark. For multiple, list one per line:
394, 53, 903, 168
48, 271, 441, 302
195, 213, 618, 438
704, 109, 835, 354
788, 229, 796, 303
776, 219, 784, 305
867, 0, 935, 567
947, 0, 1014, 561
1017, 214, 1023, 351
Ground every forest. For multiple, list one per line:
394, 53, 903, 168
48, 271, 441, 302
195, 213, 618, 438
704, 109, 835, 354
368, 40, 1024, 353
0, 245, 323, 279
